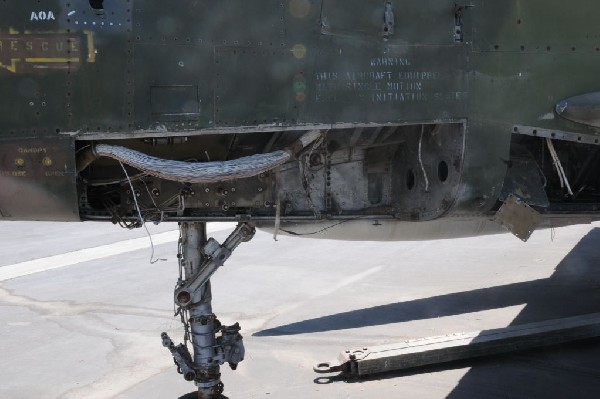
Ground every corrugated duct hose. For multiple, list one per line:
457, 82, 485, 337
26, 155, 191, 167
76, 130, 323, 183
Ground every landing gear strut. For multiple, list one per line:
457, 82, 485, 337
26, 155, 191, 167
162, 222, 255, 398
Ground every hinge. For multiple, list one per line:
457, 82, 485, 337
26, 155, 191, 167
382, 2, 395, 41
454, 3, 474, 43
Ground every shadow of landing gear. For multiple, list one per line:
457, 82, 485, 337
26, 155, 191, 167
178, 393, 230, 399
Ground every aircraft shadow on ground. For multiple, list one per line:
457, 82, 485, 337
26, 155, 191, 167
255, 228, 600, 337
445, 228, 600, 399
257, 228, 600, 398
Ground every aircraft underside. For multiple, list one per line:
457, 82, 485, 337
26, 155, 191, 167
72, 123, 600, 239
78, 123, 467, 226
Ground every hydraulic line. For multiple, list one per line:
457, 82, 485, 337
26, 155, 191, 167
77, 130, 323, 183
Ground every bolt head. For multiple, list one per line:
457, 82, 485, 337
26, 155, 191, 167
176, 291, 191, 305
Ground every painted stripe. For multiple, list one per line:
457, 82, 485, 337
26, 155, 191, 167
0, 223, 234, 282
25, 58, 81, 63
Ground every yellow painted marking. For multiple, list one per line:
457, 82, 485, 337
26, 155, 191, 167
0, 30, 86, 72
42, 157, 53, 167
0, 170, 27, 177
289, 0, 311, 18
24, 30, 69, 34
15, 158, 25, 167
292, 43, 307, 59
25, 58, 80, 63
18, 147, 46, 154
84, 31, 96, 63
0, 58, 20, 73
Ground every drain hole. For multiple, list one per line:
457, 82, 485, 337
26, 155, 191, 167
406, 169, 416, 190
89, 0, 104, 14
438, 160, 449, 182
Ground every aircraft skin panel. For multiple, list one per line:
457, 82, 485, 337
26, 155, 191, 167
0, 136, 78, 221
0, 1, 598, 227
0, 1, 596, 135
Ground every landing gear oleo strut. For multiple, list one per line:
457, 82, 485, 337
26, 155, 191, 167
162, 222, 255, 399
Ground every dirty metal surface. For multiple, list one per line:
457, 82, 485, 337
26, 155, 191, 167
513, 125, 600, 146
0, 136, 78, 221
499, 155, 549, 208
494, 194, 542, 241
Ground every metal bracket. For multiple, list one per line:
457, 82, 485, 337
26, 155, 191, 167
382, 2, 395, 41
493, 194, 542, 242
161, 332, 197, 381
454, 3, 474, 43
175, 222, 255, 307
499, 155, 550, 208
513, 125, 600, 146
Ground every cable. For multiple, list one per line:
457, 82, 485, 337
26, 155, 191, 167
546, 138, 573, 196
102, 145, 290, 184
279, 217, 364, 236
273, 166, 282, 241
418, 125, 430, 192
141, 179, 160, 211
93, 130, 324, 184
119, 162, 166, 264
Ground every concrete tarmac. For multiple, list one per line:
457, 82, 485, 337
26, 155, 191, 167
1, 221, 600, 398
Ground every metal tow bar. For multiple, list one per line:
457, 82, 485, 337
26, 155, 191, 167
314, 313, 600, 378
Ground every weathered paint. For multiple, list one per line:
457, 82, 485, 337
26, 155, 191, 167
0, 0, 598, 226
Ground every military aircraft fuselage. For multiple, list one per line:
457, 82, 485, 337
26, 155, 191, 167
1, 0, 600, 240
